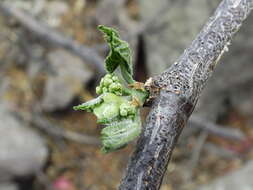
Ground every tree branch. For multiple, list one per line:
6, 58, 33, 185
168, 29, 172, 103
119, 1, 253, 189
0, 3, 105, 75
30, 113, 100, 146
15, 112, 100, 146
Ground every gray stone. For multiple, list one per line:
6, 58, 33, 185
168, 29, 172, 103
95, 0, 126, 27
0, 182, 18, 190
41, 49, 92, 111
42, 1, 69, 27
0, 104, 48, 181
198, 161, 253, 190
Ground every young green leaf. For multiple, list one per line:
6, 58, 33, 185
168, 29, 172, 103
93, 93, 129, 124
101, 114, 141, 153
73, 95, 103, 112
98, 25, 134, 84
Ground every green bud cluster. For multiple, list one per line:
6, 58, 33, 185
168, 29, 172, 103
96, 74, 123, 96
119, 102, 136, 117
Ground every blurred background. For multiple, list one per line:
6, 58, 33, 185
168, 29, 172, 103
0, 0, 253, 190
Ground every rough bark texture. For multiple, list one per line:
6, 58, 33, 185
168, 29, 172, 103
119, 1, 253, 190
141, 0, 253, 123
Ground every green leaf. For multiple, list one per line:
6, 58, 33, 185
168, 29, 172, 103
93, 103, 120, 124
98, 25, 134, 84
93, 93, 128, 123
101, 114, 141, 153
73, 95, 103, 111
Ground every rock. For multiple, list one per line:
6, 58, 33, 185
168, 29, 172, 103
95, 0, 126, 27
198, 161, 253, 190
43, 1, 69, 27
3, 0, 68, 26
0, 105, 48, 181
41, 49, 92, 111
140, 0, 253, 121
2, 0, 33, 11
0, 182, 18, 190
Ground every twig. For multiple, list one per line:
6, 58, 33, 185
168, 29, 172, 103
203, 142, 238, 158
14, 112, 101, 146
30, 113, 101, 146
119, 1, 253, 189
187, 131, 208, 180
0, 3, 105, 75
189, 116, 245, 141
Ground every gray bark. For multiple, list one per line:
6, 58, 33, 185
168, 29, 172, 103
141, 0, 253, 122
119, 1, 253, 189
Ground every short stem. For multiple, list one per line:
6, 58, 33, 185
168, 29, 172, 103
131, 89, 149, 107
122, 87, 132, 96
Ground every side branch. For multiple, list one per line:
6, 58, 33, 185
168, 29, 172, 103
189, 116, 245, 141
119, 0, 253, 189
